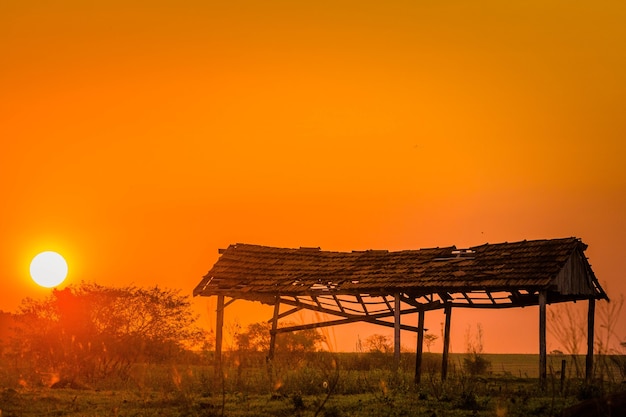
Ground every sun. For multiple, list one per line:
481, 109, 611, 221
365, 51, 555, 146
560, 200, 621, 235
30, 251, 68, 288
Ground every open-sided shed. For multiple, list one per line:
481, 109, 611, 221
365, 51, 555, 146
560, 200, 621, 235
193, 237, 607, 383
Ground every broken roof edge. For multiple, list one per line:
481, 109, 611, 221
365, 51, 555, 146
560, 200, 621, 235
218, 236, 585, 255
194, 237, 607, 301
219, 242, 460, 254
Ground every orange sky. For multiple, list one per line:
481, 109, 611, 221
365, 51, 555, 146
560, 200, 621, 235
1, 0, 625, 353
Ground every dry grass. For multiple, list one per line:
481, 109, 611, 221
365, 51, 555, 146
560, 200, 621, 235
1, 353, 623, 417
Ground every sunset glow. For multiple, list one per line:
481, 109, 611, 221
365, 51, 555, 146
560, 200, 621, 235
1, 0, 625, 353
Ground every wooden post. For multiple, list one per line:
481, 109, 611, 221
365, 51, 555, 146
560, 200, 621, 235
215, 295, 225, 378
442, 304, 452, 380
539, 291, 547, 387
394, 293, 401, 370
586, 297, 595, 382
268, 299, 280, 361
415, 310, 425, 384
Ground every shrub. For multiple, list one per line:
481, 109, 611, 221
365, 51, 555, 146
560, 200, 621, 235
463, 354, 491, 376
463, 323, 491, 376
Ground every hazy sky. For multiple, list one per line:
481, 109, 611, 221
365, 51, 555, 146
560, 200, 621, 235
2, 0, 625, 353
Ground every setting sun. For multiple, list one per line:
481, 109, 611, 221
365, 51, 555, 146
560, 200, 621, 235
29, 251, 68, 288
0, 0, 625, 358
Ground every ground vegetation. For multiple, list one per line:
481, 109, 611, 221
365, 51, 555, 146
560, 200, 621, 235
1, 291, 625, 416
5, 282, 206, 385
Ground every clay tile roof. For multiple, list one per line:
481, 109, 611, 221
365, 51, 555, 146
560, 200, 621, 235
193, 237, 606, 302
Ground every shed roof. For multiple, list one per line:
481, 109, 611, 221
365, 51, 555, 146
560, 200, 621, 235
193, 237, 607, 305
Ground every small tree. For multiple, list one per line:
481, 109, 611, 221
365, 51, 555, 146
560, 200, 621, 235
424, 334, 438, 353
235, 322, 323, 354
365, 334, 392, 354
13, 282, 205, 382
235, 322, 271, 352
463, 324, 490, 376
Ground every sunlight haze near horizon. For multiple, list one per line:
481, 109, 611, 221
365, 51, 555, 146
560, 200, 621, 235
1, 0, 625, 354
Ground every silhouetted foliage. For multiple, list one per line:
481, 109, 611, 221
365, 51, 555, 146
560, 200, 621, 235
235, 322, 323, 354
364, 334, 392, 354
547, 303, 586, 377
424, 333, 438, 352
12, 282, 206, 383
548, 293, 625, 380
235, 322, 271, 352
463, 324, 491, 376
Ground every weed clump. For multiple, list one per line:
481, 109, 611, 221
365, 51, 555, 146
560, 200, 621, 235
463, 323, 492, 376
576, 382, 603, 400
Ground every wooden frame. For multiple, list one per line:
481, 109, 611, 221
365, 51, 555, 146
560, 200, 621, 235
196, 238, 608, 385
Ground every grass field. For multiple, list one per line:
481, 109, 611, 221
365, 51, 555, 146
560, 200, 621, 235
1, 352, 624, 416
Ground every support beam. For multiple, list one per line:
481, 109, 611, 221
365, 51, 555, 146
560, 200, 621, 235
539, 290, 547, 387
223, 298, 237, 309
277, 296, 430, 328
394, 293, 401, 370
356, 294, 369, 315
268, 299, 281, 361
215, 295, 225, 377
462, 292, 474, 305
274, 306, 302, 321
274, 314, 420, 333
311, 295, 323, 309
586, 297, 595, 382
442, 304, 452, 380
383, 296, 394, 312
415, 310, 425, 384
280, 295, 442, 318
332, 295, 346, 313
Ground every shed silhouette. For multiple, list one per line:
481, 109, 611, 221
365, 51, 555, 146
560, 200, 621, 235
193, 237, 607, 384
